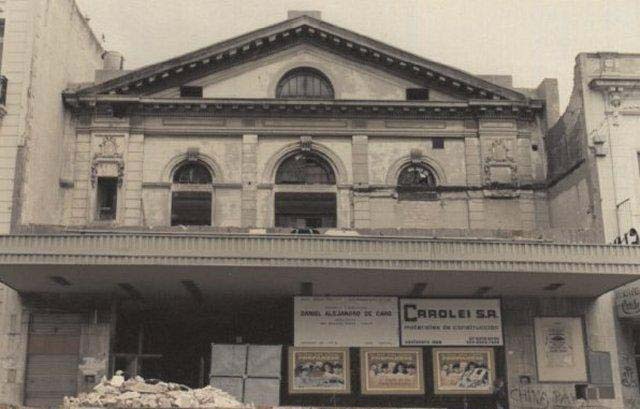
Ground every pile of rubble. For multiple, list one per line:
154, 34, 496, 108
64, 372, 246, 408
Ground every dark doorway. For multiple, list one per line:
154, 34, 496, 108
275, 192, 336, 228
171, 192, 212, 226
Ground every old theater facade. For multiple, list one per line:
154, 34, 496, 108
2, 12, 640, 409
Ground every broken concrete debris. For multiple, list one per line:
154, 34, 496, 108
64, 372, 246, 408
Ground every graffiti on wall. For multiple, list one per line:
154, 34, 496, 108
510, 384, 576, 409
509, 384, 609, 409
619, 353, 639, 388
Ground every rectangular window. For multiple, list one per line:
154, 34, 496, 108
275, 192, 336, 228
96, 177, 118, 220
406, 88, 429, 101
180, 86, 203, 98
432, 137, 445, 149
171, 191, 212, 226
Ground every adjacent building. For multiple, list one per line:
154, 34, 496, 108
546, 52, 640, 408
0, 0, 105, 404
0, 8, 640, 409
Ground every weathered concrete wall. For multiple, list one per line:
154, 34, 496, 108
0, 287, 28, 405
17, 0, 104, 228
504, 296, 635, 409
64, 113, 550, 231
0, 1, 104, 404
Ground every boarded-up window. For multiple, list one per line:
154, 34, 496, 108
171, 162, 213, 226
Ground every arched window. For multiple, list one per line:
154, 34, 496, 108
171, 161, 213, 226
276, 153, 336, 184
274, 152, 336, 229
173, 162, 213, 184
397, 164, 437, 189
276, 67, 334, 99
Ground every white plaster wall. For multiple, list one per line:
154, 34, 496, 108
18, 0, 104, 227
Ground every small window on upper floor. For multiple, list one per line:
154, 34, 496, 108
180, 86, 203, 98
406, 88, 429, 101
432, 137, 445, 149
276, 67, 334, 99
96, 177, 118, 221
396, 163, 438, 201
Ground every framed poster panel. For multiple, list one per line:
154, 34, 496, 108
360, 348, 425, 395
288, 347, 351, 394
432, 348, 495, 395
534, 317, 587, 382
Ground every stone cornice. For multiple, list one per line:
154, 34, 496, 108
0, 233, 638, 277
65, 96, 543, 121
589, 77, 640, 90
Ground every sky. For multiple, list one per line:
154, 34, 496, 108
75, 0, 640, 111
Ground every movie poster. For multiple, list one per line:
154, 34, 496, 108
534, 317, 587, 382
360, 348, 425, 395
288, 348, 350, 394
432, 348, 495, 395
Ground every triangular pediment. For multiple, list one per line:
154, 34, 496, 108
150, 45, 463, 101
70, 15, 527, 102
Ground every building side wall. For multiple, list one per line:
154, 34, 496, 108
0, 287, 28, 405
17, 0, 104, 227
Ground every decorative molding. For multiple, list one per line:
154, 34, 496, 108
299, 135, 313, 152
69, 96, 543, 122
162, 117, 226, 126
91, 135, 125, 187
385, 120, 446, 129
483, 139, 518, 186
0, 234, 639, 282
263, 119, 349, 128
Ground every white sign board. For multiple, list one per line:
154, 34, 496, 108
400, 298, 503, 346
294, 296, 399, 347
